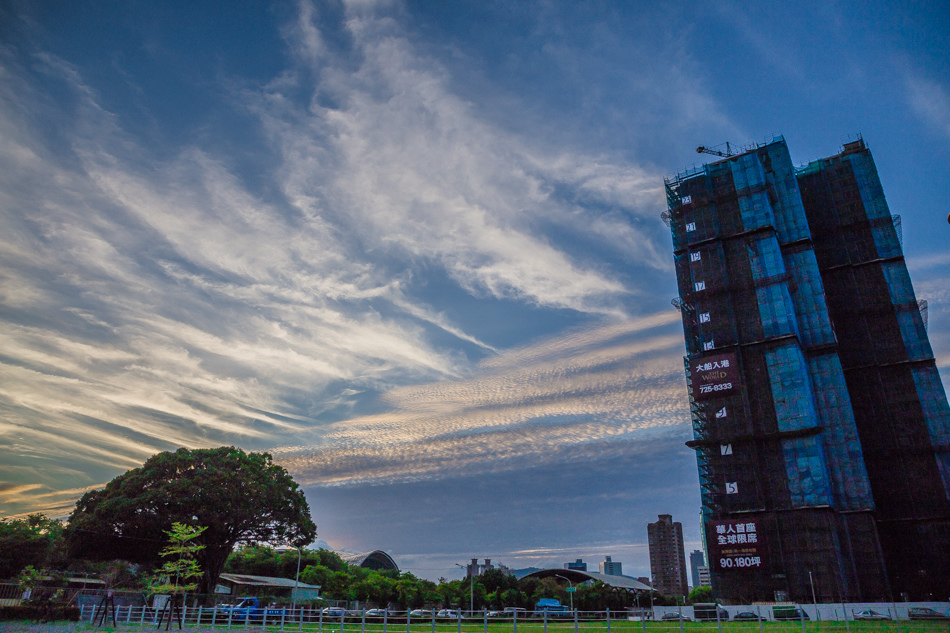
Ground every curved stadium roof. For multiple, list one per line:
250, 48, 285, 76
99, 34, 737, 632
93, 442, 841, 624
521, 569, 651, 592
337, 549, 399, 571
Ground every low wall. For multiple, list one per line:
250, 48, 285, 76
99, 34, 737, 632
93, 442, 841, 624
652, 602, 950, 621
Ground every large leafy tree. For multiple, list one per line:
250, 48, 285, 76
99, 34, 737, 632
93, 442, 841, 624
65, 447, 316, 595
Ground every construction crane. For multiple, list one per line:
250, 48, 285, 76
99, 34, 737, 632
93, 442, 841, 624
696, 142, 736, 158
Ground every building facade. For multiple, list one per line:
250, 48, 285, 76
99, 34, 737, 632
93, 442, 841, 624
466, 558, 495, 576
697, 565, 711, 587
565, 559, 587, 571
689, 549, 707, 589
599, 556, 622, 576
665, 136, 950, 602
647, 514, 689, 598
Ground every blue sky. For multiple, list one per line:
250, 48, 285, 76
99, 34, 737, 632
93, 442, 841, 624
1, 0, 948, 583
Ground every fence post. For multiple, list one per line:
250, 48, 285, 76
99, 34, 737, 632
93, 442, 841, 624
211, 604, 217, 627
228, 603, 233, 629
343, 610, 347, 633
406, 609, 411, 633
319, 607, 324, 633
431, 610, 436, 633
245, 604, 250, 629
576, 608, 580, 633
842, 603, 850, 633
608, 607, 612, 633
458, 612, 462, 633
640, 608, 646, 633
141, 604, 146, 625
677, 606, 682, 633
717, 603, 723, 633
800, 607, 806, 633
757, 605, 763, 633
544, 610, 548, 633
514, 608, 518, 633
362, 608, 367, 633
484, 608, 488, 633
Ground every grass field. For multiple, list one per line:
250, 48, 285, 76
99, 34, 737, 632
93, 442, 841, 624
44, 617, 948, 633
2, 620, 949, 633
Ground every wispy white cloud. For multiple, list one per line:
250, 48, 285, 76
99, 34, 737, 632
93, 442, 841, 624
273, 314, 689, 486
905, 73, 950, 140
0, 0, 687, 518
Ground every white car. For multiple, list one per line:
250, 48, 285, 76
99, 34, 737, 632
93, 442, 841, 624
437, 609, 462, 619
365, 609, 393, 617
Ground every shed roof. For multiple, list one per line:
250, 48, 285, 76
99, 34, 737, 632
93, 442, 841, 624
218, 573, 320, 589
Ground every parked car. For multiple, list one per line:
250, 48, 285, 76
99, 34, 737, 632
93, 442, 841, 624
661, 612, 691, 621
773, 606, 810, 621
437, 609, 462, 619
908, 608, 950, 620
322, 607, 346, 618
217, 597, 287, 621
732, 612, 763, 622
534, 598, 571, 617
409, 609, 433, 618
365, 608, 394, 617
693, 603, 729, 621
853, 610, 890, 621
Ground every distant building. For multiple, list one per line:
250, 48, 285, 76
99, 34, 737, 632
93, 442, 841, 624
648, 514, 689, 598
697, 565, 711, 587
565, 559, 587, 571
637, 577, 652, 588
466, 558, 495, 576
599, 556, 622, 576
689, 550, 706, 588
337, 549, 399, 571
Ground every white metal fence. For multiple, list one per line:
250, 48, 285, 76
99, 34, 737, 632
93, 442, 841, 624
70, 604, 950, 632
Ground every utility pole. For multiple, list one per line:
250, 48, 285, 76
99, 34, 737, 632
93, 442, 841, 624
809, 571, 818, 624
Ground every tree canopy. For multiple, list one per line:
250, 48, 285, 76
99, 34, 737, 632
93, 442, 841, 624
65, 446, 316, 595
0, 515, 65, 580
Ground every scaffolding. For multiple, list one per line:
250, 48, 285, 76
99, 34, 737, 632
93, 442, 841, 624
664, 136, 950, 602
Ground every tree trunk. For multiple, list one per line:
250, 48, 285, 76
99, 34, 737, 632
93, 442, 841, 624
198, 543, 234, 599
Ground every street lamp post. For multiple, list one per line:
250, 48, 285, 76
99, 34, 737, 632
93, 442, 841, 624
554, 575, 574, 611
455, 564, 474, 614
277, 544, 303, 615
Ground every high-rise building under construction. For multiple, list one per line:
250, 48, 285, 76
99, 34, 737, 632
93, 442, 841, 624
665, 136, 950, 602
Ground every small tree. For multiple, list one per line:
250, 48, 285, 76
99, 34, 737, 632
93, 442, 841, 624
687, 585, 713, 604
150, 523, 206, 597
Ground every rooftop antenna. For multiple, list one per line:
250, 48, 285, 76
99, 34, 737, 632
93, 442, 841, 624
696, 142, 736, 158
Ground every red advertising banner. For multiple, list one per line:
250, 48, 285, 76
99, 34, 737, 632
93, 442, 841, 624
707, 518, 764, 572
689, 352, 738, 401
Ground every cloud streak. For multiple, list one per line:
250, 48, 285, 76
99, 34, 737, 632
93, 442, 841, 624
0, 0, 679, 517
274, 313, 689, 486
